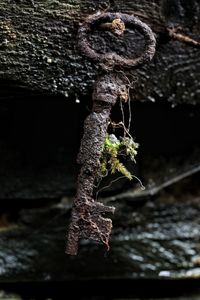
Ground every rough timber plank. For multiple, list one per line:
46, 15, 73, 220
0, 0, 200, 104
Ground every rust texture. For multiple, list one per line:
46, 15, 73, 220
66, 74, 125, 255
167, 28, 200, 48
66, 13, 156, 255
99, 18, 126, 36
78, 12, 156, 70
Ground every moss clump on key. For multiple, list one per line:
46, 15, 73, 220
100, 133, 138, 180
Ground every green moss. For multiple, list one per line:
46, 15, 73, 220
100, 134, 138, 180
110, 157, 133, 180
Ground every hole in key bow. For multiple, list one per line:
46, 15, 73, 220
78, 12, 156, 70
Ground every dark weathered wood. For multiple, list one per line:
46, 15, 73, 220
0, 0, 200, 104
0, 0, 200, 200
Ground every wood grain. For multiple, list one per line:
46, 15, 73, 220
0, 0, 200, 104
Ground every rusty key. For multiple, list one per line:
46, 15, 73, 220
66, 13, 156, 255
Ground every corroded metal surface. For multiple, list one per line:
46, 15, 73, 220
66, 13, 156, 255
66, 74, 124, 255
78, 12, 156, 70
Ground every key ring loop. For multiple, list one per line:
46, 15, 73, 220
78, 13, 156, 70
